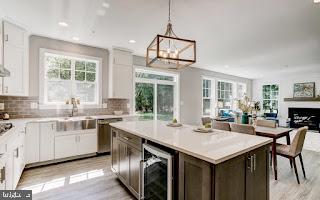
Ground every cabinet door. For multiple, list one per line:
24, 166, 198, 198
54, 135, 78, 159
3, 44, 25, 95
39, 122, 55, 162
78, 133, 97, 155
12, 147, 21, 188
111, 129, 119, 173
128, 146, 141, 196
178, 152, 212, 200
3, 21, 26, 96
25, 123, 40, 164
246, 146, 269, 200
215, 154, 246, 200
5, 151, 13, 190
3, 21, 25, 48
118, 140, 129, 184
113, 64, 133, 99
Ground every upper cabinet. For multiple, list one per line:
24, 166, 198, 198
109, 48, 133, 99
0, 20, 28, 96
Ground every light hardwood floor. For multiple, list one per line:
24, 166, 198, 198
18, 149, 320, 200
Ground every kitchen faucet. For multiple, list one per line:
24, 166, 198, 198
70, 98, 79, 117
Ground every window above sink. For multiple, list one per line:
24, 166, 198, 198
39, 49, 102, 109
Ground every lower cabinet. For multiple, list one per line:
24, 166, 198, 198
78, 133, 98, 155
54, 135, 78, 159
112, 128, 142, 199
55, 132, 97, 160
179, 145, 269, 200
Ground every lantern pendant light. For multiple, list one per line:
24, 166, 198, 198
146, 0, 196, 70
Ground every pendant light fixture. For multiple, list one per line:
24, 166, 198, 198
146, 0, 196, 70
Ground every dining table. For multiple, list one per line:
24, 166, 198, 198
255, 126, 293, 180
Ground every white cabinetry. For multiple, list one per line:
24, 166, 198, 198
54, 130, 97, 159
109, 48, 133, 99
0, 20, 28, 96
54, 135, 78, 159
78, 133, 97, 155
26, 122, 56, 164
39, 122, 55, 162
25, 123, 40, 164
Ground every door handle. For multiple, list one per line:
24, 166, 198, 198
0, 167, 5, 183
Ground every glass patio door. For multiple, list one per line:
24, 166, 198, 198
135, 68, 178, 121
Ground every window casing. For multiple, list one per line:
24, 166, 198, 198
39, 49, 101, 107
262, 84, 279, 113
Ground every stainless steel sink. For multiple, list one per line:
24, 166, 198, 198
56, 117, 96, 132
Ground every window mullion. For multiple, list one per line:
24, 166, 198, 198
71, 59, 76, 98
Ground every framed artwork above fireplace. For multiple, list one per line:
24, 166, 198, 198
293, 82, 315, 98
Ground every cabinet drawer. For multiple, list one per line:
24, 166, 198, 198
118, 130, 141, 150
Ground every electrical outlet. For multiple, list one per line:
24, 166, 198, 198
30, 102, 38, 109
0, 103, 4, 110
102, 103, 108, 108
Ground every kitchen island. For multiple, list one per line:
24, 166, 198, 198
110, 120, 273, 200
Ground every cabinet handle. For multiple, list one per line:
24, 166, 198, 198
139, 160, 144, 200
248, 155, 253, 173
5, 86, 8, 93
0, 167, 5, 183
15, 148, 19, 158
253, 154, 256, 171
4, 34, 8, 42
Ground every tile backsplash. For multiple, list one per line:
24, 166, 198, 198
0, 96, 130, 119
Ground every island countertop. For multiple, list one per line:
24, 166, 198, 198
110, 120, 273, 164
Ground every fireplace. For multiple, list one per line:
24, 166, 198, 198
288, 108, 320, 132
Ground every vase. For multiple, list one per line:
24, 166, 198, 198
242, 112, 249, 124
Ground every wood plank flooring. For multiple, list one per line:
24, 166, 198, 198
17, 149, 320, 200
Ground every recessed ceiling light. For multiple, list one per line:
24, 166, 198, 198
225, 65, 229, 68
72, 37, 80, 41
58, 22, 68, 27
102, 2, 110, 8
129, 40, 136, 44
314, 0, 320, 3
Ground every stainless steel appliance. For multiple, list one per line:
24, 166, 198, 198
140, 144, 173, 200
97, 118, 122, 153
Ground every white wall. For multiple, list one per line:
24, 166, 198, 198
180, 67, 252, 125
252, 72, 320, 125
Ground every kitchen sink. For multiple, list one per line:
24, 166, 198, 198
56, 116, 96, 132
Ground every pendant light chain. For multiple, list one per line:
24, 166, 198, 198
168, 0, 171, 23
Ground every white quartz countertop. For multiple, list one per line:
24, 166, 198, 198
0, 114, 137, 124
110, 120, 273, 164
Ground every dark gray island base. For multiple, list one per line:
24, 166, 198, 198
110, 122, 271, 200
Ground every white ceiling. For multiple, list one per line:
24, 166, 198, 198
1, 0, 320, 79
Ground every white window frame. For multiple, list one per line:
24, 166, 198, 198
39, 48, 102, 109
217, 79, 235, 110
133, 66, 180, 121
202, 76, 215, 117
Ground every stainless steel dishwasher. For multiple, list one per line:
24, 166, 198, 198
97, 118, 122, 154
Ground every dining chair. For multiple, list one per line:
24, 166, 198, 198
201, 117, 212, 126
230, 123, 256, 135
256, 119, 277, 128
212, 121, 231, 131
275, 126, 308, 184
